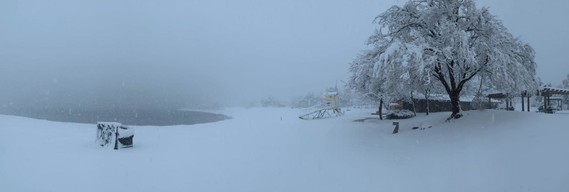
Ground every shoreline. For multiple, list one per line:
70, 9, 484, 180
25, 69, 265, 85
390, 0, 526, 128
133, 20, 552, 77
0, 109, 230, 126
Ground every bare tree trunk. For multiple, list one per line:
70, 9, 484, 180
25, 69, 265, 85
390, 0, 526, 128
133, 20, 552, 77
450, 92, 462, 119
433, 60, 479, 120
379, 98, 383, 120
527, 95, 530, 112
424, 89, 430, 116
475, 76, 484, 110
522, 93, 525, 111
410, 91, 417, 116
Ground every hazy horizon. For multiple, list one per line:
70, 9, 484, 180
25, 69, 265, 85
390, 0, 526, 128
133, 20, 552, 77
1, 0, 567, 110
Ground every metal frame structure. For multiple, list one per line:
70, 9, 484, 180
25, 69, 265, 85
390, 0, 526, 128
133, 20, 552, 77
299, 107, 343, 120
299, 92, 344, 120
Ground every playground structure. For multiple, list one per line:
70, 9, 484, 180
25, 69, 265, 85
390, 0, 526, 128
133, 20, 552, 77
299, 92, 344, 120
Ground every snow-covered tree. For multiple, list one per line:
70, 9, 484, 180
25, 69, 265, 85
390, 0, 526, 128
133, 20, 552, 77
291, 92, 322, 108
260, 96, 285, 107
350, 0, 537, 119
349, 49, 389, 119
338, 87, 373, 108
562, 74, 569, 109
563, 74, 569, 89
349, 49, 384, 101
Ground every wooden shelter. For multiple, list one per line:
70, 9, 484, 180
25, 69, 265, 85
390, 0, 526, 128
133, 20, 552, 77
540, 87, 569, 113
487, 91, 533, 112
486, 93, 513, 110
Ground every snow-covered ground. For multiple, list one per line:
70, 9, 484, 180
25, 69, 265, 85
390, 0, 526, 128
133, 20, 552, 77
1, 108, 568, 192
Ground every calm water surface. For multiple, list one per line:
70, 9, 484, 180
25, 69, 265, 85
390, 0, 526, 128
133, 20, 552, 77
1, 108, 230, 126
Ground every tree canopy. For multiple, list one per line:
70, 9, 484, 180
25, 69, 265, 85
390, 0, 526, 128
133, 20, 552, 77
349, 0, 537, 118
563, 74, 569, 89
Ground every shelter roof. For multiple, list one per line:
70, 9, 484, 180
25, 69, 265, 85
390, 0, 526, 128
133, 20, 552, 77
542, 87, 569, 95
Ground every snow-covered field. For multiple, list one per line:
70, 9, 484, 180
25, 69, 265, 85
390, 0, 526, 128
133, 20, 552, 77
1, 108, 568, 192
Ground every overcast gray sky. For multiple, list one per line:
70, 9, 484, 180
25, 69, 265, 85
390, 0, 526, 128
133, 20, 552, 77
1, 0, 567, 109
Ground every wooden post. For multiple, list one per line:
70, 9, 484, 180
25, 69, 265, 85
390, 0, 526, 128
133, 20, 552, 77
547, 95, 551, 112
527, 95, 530, 112
509, 98, 513, 110
548, 95, 552, 112
488, 96, 491, 109
392, 122, 399, 134
521, 92, 525, 112
114, 127, 119, 150
543, 93, 547, 111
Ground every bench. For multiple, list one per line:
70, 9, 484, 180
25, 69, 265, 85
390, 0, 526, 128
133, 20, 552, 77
96, 122, 134, 150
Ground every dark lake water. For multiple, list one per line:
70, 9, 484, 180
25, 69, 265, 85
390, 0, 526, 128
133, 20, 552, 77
0, 108, 230, 126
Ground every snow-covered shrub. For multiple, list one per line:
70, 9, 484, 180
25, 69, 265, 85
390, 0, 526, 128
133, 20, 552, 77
291, 92, 321, 108
260, 96, 285, 107
386, 109, 415, 119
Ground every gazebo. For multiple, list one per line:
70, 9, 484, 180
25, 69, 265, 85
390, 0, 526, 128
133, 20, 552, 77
487, 92, 530, 111
486, 87, 568, 113
540, 87, 569, 113
487, 93, 512, 110
487, 90, 533, 112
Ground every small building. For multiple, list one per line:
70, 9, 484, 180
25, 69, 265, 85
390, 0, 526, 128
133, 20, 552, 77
398, 94, 500, 113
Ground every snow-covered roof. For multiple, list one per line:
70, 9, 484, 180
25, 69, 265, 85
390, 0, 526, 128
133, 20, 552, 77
411, 93, 501, 102
548, 96, 564, 100
542, 87, 569, 95
97, 122, 122, 127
